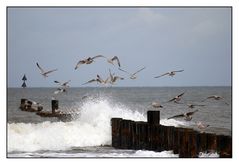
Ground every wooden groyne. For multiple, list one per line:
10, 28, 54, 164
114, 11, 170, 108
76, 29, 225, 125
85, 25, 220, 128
20, 98, 72, 121
111, 111, 232, 158
20, 98, 43, 112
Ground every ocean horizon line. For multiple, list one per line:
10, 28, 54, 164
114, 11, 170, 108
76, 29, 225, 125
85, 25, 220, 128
8, 85, 232, 88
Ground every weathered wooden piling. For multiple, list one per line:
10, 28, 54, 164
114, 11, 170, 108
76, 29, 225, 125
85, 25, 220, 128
166, 126, 175, 151
147, 111, 160, 151
217, 135, 232, 158
136, 122, 149, 149
147, 124, 161, 151
51, 99, 59, 114
20, 98, 43, 112
147, 111, 160, 125
207, 133, 218, 153
198, 132, 208, 153
111, 110, 232, 158
120, 120, 133, 149
111, 118, 123, 148
180, 128, 196, 158
172, 127, 183, 154
188, 130, 199, 158
21, 98, 27, 105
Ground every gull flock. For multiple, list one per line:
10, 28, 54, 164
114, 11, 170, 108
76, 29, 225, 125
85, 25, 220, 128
34, 55, 230, 131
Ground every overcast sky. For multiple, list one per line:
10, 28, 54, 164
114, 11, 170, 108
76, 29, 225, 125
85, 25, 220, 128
7, 7, 231, 87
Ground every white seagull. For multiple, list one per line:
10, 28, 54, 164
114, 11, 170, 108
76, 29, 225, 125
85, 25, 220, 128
108, 69, 124, 85
107, 56, 121, 67
54, 80, 71, 94
167, 109, 199, 121
119, 67, 146, 79
75, 55, 105, 70
202, 95, 229, 105
167, 92, 185, 103
36, 62, 57, 78
196, 121, 210, 130
154, 70, 184, 78
150, 101, 163, 108
82, 75, 109, 85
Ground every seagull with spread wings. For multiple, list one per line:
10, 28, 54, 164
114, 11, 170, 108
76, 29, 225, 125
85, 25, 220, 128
107, 56, 121, 67
119, 67, 146, 80
36, 62, 57, 78
82, 75, 109, 85
167, 109, 199, 121
75, 55, 105, 70
108, 69, 124, 85
201, 95, 229, 105
53, 80, 71, 94
167, 92, 185, 103
154, 70, 184, 78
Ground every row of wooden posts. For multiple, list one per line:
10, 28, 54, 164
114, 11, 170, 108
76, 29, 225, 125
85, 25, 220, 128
19, 98, 72, 121
111, 111, 232, 158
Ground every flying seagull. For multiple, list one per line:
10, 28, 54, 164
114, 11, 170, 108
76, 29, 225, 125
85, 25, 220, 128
154, 70, 184, 78
202, 95, 229, 105
108, 69, 124, 84
54, 80, 71, 87
36, 62, 57, 78
167, 109, 199, 121
82, 75, 109, 85
75, 55, 105, 70
167, 92, 185, 103
119, 67, 146, 79
54, 80, 71, 94
107, 56, 121, 67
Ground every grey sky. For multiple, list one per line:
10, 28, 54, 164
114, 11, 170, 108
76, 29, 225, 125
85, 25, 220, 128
8, 7, 231, 87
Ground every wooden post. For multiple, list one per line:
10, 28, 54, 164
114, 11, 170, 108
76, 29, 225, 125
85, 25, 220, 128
20, 98, 27, 110
198, 132, 208, 153
179, 128, 194, 158
136, 122, 148, 149
147, 124, 161, 151
167, 126, 175, 151
21, 98, 27, 105
173, 128, 183, 154
147, 111, 160, 125
207, 133, 218, 153
120, 120, 133, 149
159, 125, 167, 150
188, 130, 199, 158
111, 118, 122, 148
131, 121, 137, 149
217, 135, 232, 158
51, 99, 59, 114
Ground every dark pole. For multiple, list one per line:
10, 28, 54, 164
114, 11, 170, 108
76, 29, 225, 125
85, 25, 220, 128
147, 111, 160, 125
51, 99, 59, 114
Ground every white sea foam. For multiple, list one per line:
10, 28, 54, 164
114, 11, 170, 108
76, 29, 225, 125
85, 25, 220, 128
198, 152, 219, 158
8, 98, 145, 152
160, 118, 192, 127
8, 97, 205, 154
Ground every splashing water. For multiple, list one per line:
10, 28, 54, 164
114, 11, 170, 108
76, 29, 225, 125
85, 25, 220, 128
8, 98, 145, 152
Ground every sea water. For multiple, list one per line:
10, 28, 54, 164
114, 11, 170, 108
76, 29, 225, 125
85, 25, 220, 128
7, 87, 231, 157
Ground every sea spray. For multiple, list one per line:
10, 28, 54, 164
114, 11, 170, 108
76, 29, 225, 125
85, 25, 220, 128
8, 98, 145, 152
